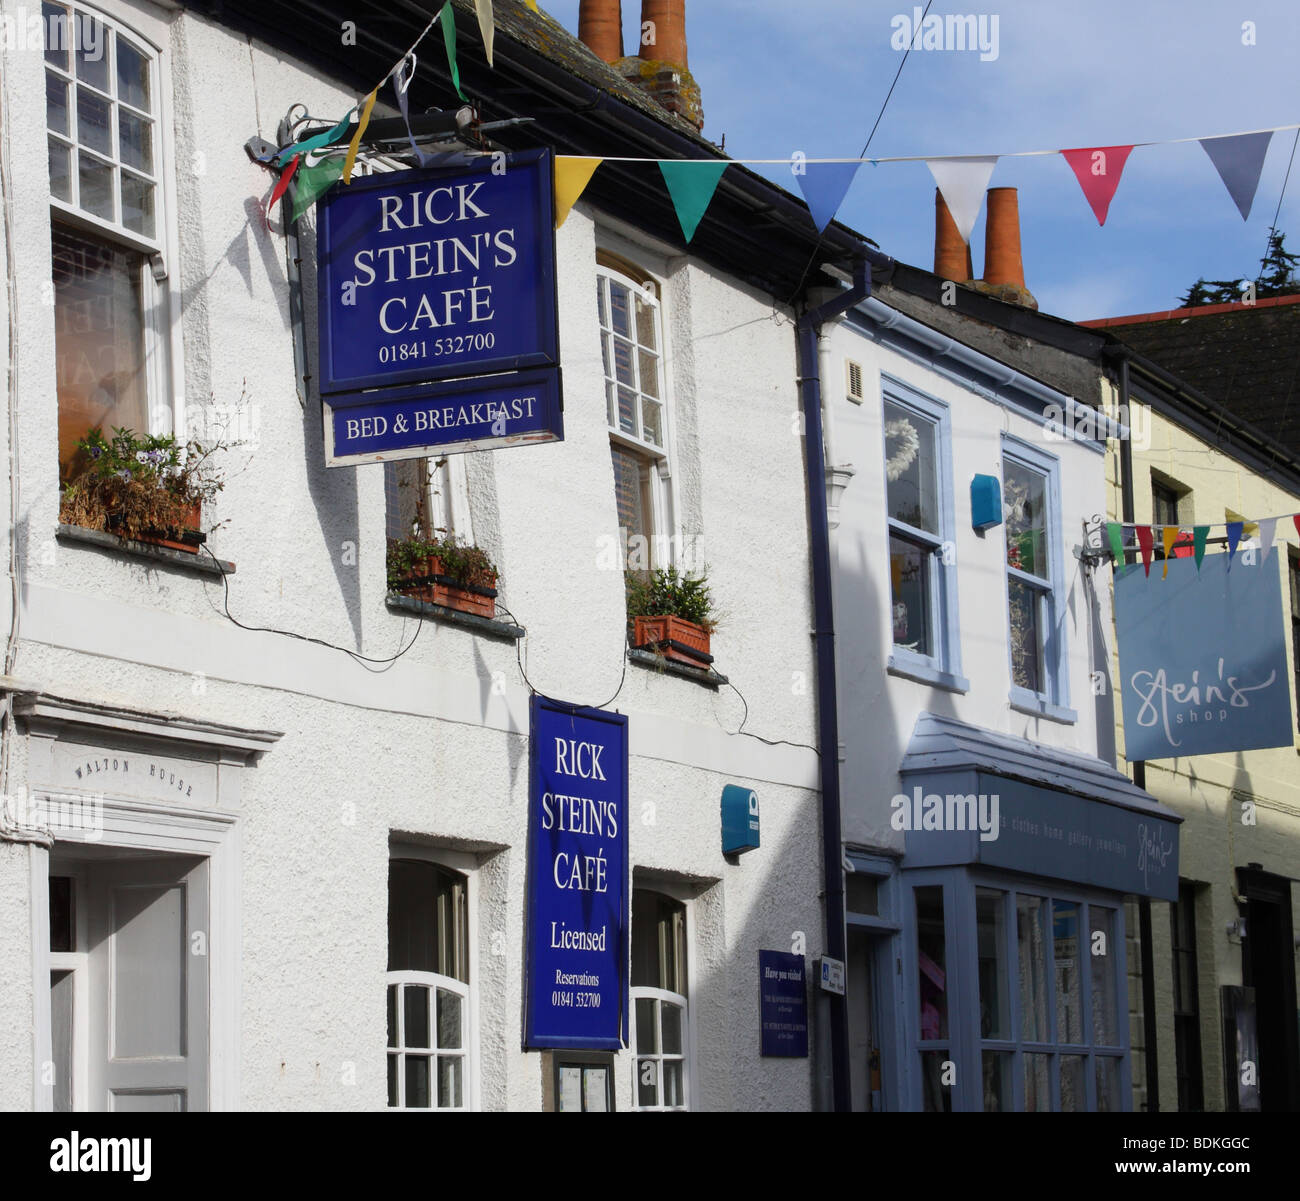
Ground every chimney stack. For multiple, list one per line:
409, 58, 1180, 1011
578, 0, 623, 63
934, 189, 973, 283
933, 186, 1037, 310
611, 2, 703, 130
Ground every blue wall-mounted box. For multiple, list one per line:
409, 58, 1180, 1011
971, 474, 1003, 530
721, 785, 760, 855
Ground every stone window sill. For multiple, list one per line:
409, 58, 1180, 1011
886, 653, 969, 694
1009, 687, 1078, 725
386, 592, 523, 642
628, 648, 727, 689
56, 524, 235, 576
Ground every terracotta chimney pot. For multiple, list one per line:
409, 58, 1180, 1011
579, 0, 623, 62
640, 0, 688, 68
934, 189, 973, 282
983, 187, 1026, 288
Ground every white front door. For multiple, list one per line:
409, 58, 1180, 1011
84, 856, 210, 1112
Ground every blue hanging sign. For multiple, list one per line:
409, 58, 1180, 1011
525, 697, 629, 1051
1114, 553, 1294, 760
315, 149, 563, 465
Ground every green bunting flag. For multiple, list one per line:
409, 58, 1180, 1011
440, 2, 468, 102
292, 157, 345, 221
1106, 521, 1125, 565
274, 109, 355, 167
658, 161, 729, 243
1192, 525, 1209, 569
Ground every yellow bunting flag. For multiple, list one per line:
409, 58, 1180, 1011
476, 0, 495, 67
1161, 527, 1179, 578
342, 88, 378, 184
524, 0, 538, 9
555, 156, 602, 227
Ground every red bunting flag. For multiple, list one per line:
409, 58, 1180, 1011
1061, 145, 1135, 226
267, 154, 300, 215
1135, 525, 1154, 576
1294, 514, 1300, 542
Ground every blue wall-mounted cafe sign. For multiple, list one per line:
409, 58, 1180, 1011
525, 697, 629, 1051
315, 148, 563, 466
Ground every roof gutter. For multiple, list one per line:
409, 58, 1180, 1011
796, 248, 891, 1111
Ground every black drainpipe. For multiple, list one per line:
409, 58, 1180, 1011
796, 254, 884, 1111
1114, 351, 1159, 1111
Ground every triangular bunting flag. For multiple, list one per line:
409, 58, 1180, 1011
475, 0, 495, 68
1161, 527, 1179, 578
1061, 145, 1135, 226
658, 161, 729, 243
1226, 521, 1243, 563
342, 88, 377, 185
1135, 525, 1154, 576
555, 157, 602, 228
1199, 132, 1273, 220
267, 154, 299, 215
1193, 526, 1209, 569
926, 157, 997, 243
292, 157, 344, 221
1294, 514, 1300, 542
796, 161, 862, 234
274, 109, 354, 167
441, 2, 468, 102
1259, 516, 1277, 561
1106, 521, 1124, 565
524, 0, 538, 8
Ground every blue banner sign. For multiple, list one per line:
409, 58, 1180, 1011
1115, 554, 1294, 761
759, 951, 808, 1057
324, 367, 563, 466
317, 149, 559, 395
525, 698, 629, 1051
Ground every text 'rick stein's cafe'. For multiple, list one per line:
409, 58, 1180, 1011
3, 0, 1299, 1119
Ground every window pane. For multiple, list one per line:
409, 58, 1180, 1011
436, 989, 462, 1050
915, 886, 947, 1040
120, 172, 154, 238
404, 985, 430, 1049
595, 276, 607, 327
48, 138, 72, 202
1004, 460, 1048, 579
889, 535, 931, 657
605, 381, 616, 430
49, 876, 75, 952
119, 111, 152, 174
1017, 895, 1050, 1042
661, 1003, 683, 1055
116, 37, 150, 111
387, 1054, 398, 1107
982, 1050, 1011, 1112
1096, 1056, 1121, 1112
437, 1055, 463, 1108
663, 1059, 684, 1107
1007, 577, 1043, 694
976, 888, 1008, 1039
609, 280, 632, 338
52, 224, 147, 483
46, 73, 69, 134
76, 86, 112, 156
642, 400, 663, 447
1060, 1054, 1087, 1111
77, 154, 114, 221
44, 3, 70, 70
639, 349, 660, 399
1023, 1052, 1051, 1111
74, 14, 108, 92
636, 1059, 658, 1107
1053, 901, 1084, 1044
1090, 907, 1118, 1046
884, 401, 938, 534
612, 337, 635, 388
920, 1050, 952, 1112
611, 445, 650, 545
635, 294, 657, 350
404, 1055, 431, 1108
51, 970, 75, 1112
386, 985, 398, 1048
636, 996, 657, 1052
387, 860, 466, 979
617, 386, 637, 436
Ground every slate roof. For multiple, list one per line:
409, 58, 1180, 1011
1081, 295, 1300, 462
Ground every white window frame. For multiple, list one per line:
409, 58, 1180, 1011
629, 883, 696, 1112
386, 843, 479, 1113
596, 244, 680, 571
46, 0, 183, 447
46, 861, 91, 1112
385, 456, 474, 545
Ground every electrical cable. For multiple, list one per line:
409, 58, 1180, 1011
199, 544, 424, 667
1256, 126, 1299, 285
714, 673, 820, 755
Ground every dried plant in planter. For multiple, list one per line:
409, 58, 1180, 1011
59, 427, 226, 551
387, 534, 500, 618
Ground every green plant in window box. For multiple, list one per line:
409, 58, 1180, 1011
58, 426, 226, 554
387, 534, 500, 620
626, 565, 718, 668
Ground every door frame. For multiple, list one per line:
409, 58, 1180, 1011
31, 796, 239, 1111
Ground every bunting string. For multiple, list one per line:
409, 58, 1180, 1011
1102, 512, 1300, 578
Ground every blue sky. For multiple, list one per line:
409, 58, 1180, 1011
539, 1, 1300, 320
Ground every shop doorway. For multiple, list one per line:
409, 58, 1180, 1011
1237, 867, 1300, 1112
848, 929, 887, 1111
49, 849, 209, 1112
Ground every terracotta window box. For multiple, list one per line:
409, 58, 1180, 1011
390, 555, 498, 620
104, 499, 206, 555
632, 615, 713, 667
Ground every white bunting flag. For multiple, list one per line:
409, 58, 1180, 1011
926, 156, 998, 243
